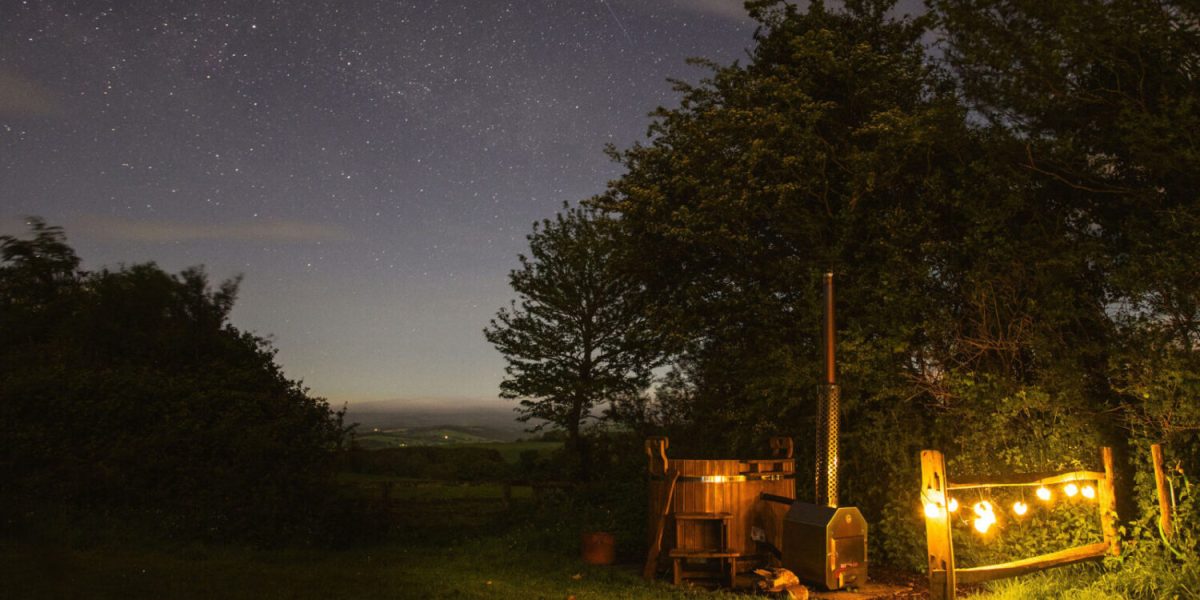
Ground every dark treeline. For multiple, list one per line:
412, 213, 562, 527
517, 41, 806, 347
0, 220, 359, 543
489, 0, 1200, 582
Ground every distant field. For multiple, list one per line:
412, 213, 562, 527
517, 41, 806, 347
355, 427, 493, 448
354, 428, 560, 462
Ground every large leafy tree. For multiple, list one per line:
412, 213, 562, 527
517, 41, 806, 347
591, 0, 1199, 565
0, 221, 348, 541
597, 0, 976, 458
485, 205, 663, 475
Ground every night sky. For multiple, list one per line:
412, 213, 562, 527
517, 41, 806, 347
1, 1, 757, 408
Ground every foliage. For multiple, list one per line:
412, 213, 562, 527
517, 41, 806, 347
572, 0, 1200, 575
0, 220, 350, 543
485, 204, 665, 476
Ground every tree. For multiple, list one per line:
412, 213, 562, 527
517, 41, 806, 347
0, 221, 350, 542
485, 205, 663, 476
591, 0, 1187, 565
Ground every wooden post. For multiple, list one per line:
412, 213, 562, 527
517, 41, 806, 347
1151, 443, 1173, 540
646, 437, 669, 476
643, 470, 679, 581
921, 450, 955, 600
1098, 447, 1120, 556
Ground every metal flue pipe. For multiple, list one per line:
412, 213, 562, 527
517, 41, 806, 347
815, 272, 840, 508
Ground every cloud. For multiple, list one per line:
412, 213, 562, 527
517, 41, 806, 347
0, 69, 59, 116
76, 217, 353, 243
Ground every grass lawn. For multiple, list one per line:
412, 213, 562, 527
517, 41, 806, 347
1, 534, 743, 600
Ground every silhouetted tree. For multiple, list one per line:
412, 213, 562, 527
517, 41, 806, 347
485, 205, 664, 477
0, 220, 350, 542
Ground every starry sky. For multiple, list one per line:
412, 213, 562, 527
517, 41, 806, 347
1, 0, 759, 409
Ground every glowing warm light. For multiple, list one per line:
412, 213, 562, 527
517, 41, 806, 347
948, 497, 959, 512
1036, 486, 1052, 501
1013, 501, 1028, 516
925, 502, 942, 519
972, 501, 997, 534
1064, 483, 1079, 498
1081, 485, 1096, 499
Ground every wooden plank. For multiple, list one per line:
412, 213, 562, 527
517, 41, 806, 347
954, 542, 1109, 584
643, 469, 680, 581
668, 550, 740, 558
948, 470, 1107, 490
921, 450, 955, 600
1152, 443, 1173, 540
675, 512, 733, 520
1100, 446, 1120, 556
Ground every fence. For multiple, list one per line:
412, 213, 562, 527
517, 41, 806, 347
920, 447, 1119, 600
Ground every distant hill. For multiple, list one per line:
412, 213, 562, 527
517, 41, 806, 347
343, 398, 538, 443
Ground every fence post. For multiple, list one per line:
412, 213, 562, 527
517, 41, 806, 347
921, 450, 955, 600
1151, 444, 1173, 541
1099, 447, 1120, 556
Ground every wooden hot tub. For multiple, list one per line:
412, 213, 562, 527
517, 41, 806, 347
646, 437, 797, 580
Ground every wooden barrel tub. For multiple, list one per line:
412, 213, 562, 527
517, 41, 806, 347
647, 441, 797, 560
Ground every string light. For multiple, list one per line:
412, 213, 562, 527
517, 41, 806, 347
1081, 485, 1096, 500
948, 497, 959, 512
1036, 486, 1051, 501
1064, 483, 1079, 498
924, 502, 943, 519
972, 501, 997, 534
1012, 501, 1028, 516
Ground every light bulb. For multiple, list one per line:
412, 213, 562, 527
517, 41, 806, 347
1013, 501, 1028, 516
971, 501, 997, 535
948, 497, 959, 512
1081, 485, 1095, 499
924, 502, 942, 519
1064, 483, 1079, 497
973, 501, 993, 517
1036, 486, 1052, 501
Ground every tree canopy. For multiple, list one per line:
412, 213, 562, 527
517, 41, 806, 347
0, 220, 350, 541
485, 205, 664, 473
567, 0, 1199, 567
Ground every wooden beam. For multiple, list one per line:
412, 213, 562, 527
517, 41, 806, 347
643, 469, 680, 581
1100, 446, 1120, 556
954, 542, 1109, 584
948, 470, 1106, 490
921, 450, 955, 600
1151, 443, 1173, 541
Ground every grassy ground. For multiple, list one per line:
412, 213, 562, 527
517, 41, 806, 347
0, 439, 729, 599
0, 487, 733, 600
2, 533, 739, 600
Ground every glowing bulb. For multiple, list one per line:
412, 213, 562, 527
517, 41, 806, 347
974, 517, 993, 533
1081, 485, 1096, 500
948, 497, 959, 512
924, 502, 942, 519
1036, 486, 1051, 501
973, 501, 993, 517
1064, 483, 1079, 497
1013, 501, 1028, 516
971, 501, 997, 534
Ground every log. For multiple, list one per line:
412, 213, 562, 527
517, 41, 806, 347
953, 542, 1109, 584
1152, 443, 1173, 540
947, 470, 1107, 490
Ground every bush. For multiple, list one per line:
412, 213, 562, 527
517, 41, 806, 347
0, 221, 352, 543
